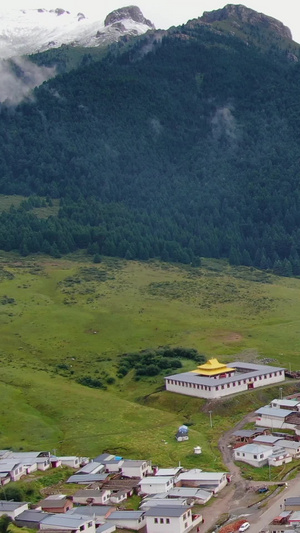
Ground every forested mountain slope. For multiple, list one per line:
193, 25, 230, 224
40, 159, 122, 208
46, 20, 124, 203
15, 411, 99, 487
1, 4, 300, 274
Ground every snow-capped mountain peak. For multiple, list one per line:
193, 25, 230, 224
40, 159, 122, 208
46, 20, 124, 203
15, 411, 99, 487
0, 5, 155, 59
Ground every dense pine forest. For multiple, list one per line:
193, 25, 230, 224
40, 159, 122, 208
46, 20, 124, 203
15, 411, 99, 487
2, 9, 300, 275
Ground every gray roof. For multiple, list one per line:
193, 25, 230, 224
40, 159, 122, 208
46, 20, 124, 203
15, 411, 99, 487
15, 510, 49, 523
139, 476, 173, 485
122, 460, 147, 467
107, 511, 144, 520
168, 487, 212, 499
177, 471, 225, 481
76, 462, 104, 474
41, 515, 92, 527
93, 454, 115, 463
235, 443, 271, 454
145, 506, 191, 517
284, 497, 300, 505
256, 407, 293, 418
67, 474, 107, 483
233, 428, 266, 438
156, 468, 182, 476
272, 399, 300, 407
253, 436, 283, 444
279, 440, 300, 449
141, 498, 187, 508
0, 501, 27, 511
166, 361, 284, 387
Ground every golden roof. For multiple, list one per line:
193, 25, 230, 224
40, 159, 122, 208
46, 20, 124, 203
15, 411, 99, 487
192, 358, 235, 376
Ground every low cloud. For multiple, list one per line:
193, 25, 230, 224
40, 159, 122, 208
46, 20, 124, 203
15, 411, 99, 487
0, 57, 56, 105
211, 105, 239, 145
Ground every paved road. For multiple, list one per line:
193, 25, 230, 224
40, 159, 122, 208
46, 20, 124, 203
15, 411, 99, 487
199, 408, 300, 533
249, 476, 300, 533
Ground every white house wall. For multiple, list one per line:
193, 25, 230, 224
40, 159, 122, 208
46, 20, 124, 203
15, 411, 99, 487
146, 512, 193, 533
165, 371, 285, 400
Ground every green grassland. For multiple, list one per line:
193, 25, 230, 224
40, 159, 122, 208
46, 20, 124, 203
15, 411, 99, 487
1, 253, 300, 468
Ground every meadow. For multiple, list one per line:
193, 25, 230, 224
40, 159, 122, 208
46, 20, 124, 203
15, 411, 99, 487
1, 251, 300, 469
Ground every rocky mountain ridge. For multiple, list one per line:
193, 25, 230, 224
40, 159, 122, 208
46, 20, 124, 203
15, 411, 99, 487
201, 4, 293, 41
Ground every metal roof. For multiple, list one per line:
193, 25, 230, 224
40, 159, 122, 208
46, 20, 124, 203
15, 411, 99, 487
15, 510, 48, 522
145, 506, 191, 517
253, 436, 283, 444
256, 407, 293, 418
107, 511, 144, 520
286, 498, 300, 505
156, 468, 182, 476
177, 470, 225, 481
0, 501, 27, 511
166, 361, 284, 387
139, 476, 173, 485
272, 399, 300, 407
235, 443, 271, 454
141, 498, 187, 508
67, 474, 107, 483
122, 460, 147, 467
76, 462, 104, 474
168, 487, 212, 499
41, 515, 93, 527
279, 440, 300, 449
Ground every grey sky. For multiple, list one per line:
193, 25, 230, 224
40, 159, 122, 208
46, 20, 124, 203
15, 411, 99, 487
4, 1, 300, 43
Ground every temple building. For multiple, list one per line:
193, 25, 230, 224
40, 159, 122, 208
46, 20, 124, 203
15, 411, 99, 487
165, 359, 285, 399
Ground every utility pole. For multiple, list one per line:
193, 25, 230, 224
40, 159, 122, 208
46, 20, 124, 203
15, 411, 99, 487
209, 410, 213, 428
279, 387, 283, 400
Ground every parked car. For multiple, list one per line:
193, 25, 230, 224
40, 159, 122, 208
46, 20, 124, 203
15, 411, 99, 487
239, 522, 250, 532
257, 487, 269, 494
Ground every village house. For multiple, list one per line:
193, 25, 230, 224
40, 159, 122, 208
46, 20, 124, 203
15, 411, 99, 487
58, 456, 81, 469
121, 459, 152, 479
234, 444, 273, 466
15, 510, 50, 529
0, 462, 26, 483
40, 514, 95, 533
141, 497, 188, 510
284, 497, 300, 511
144, 505, 203, 533
232, 427, 269, 444
278, 440, 300, 457
39, 495, 73, 513
73, 489, 111, 506
139, 476, 174, 495
109, 489, 128, 504
0, 501, 28, 519
271, 399, 300, 411
176, 470, 227, 493
106, 511, 146, 531
268, 447, 292, 467
165, 360, 285, 400
255, 407, 295, 429
68, 506, 116, 527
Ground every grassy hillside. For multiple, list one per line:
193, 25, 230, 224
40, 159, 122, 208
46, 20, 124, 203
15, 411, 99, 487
1, 254, 300, 467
